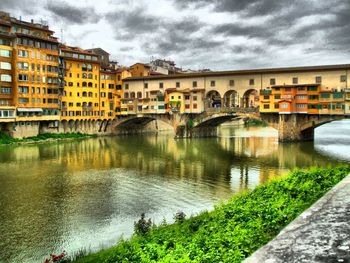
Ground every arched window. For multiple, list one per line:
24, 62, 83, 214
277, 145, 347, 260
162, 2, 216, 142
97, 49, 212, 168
124, 92, 129, 99
82, 73, 87, 79
87, 64, 92, 71
137, 92, 142, 98
88, 92, 93, 97
130, 92, 135, 99
82, 64, 87, 71
88, 82, 93, 87
82, 82, 87, 87
82, 91, 87, 97
88, 73, 92, 79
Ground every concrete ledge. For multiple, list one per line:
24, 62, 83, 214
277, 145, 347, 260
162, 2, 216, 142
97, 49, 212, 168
244, 173, 350, 263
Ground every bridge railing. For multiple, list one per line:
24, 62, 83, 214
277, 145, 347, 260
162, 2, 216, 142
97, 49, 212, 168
205, 107, 259, 114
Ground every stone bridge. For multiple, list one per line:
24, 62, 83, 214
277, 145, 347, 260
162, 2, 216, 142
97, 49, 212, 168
112, 107, 259, 138
261, 113, 349, 142
111, 109, 349, 142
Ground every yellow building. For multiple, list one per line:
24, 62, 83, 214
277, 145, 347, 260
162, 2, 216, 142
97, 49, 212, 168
100, 67, 117, 119
130, 63, 151, 77
59, 45, 101, 121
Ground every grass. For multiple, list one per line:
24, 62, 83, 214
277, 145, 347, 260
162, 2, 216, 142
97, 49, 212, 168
0, 132, 94, 145
73, 166, 350, 263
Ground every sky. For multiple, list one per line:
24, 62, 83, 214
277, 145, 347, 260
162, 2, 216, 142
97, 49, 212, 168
0, 0, 349, 70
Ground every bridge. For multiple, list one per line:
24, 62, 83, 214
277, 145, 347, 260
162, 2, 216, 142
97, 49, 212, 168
112, 107, 259, 138
110, 107, 350, 142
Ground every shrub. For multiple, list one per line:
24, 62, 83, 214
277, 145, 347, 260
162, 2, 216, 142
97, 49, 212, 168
134, 213, 152, 236
174, 210, 186, 223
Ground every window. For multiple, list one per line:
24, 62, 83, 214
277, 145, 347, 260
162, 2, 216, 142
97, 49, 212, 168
125, 84, 129, 90
0, 62, 11, 70
159, 82, 164, 89
285, 87, 291, 92
144, 83, 148, 89
340, 75, 347, 82
193, 104, 197, 109
293, 77, 298, 84
263, 104, 270, 109
68, 82, 73, 87
17, 62, 28, 70
274, 94, 281, 99
297, 104, 306, 109
210, 80, 215, 87
320, 93, 330, 98
229, 80, 234, 86
185, 104, 190, 109
192, 81, 197, 87
18, 86, 29, 94
185, 95, 190, 100
270, 78, 276, 85
31, 87, 35, 94
308, 95, 319, 100
37, 88, 40, 94
274, 104, 279, 109
1, 74, 12, 82
0, 87, 11, 94
307, 86, 318, 91
315, 76, 322, 84
0, 49, 11, 57
249, 79, 254, 85
18, 98, 29, 104
18, 74, 29, 81
263, 95, 269, 99
176, 82, 180, 88
281, 103, 288, 109
297, 86, 305, 91
37, 98, 40, 104
18, 50, 28, 58
193, 96, 197, 101
297, 95, 307, 99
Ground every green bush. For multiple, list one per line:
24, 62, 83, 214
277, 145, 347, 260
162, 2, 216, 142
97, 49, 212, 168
75, 166, 350, 263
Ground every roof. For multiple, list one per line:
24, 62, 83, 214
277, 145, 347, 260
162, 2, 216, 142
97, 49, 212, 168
123, 64, 350, 82
86, 47, 110, 55
130, 63, 151, 68
60, 45, 98, 56
271, 84, 320, 88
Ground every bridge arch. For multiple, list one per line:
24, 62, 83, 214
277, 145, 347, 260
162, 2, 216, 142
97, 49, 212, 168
223, 90, 239, 108
206, 90, 222, 108
243, 89, 259, 108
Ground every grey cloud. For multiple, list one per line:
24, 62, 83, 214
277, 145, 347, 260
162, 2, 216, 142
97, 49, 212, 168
0, 0, 39, 15
46, 0, 100, 24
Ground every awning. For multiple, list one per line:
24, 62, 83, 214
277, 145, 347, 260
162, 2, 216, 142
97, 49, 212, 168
17, 108, 43, 113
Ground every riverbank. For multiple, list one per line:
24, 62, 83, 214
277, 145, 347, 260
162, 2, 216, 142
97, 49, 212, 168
72, 166, 350, 263
0, 132, 95, 145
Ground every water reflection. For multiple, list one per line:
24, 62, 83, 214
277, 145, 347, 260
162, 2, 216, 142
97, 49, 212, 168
0, 121, 349, 262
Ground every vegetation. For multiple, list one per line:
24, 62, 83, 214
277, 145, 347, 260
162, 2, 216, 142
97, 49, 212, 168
73, 166, 350, 263
244, 118, 268, 127
0, 132, 93, 145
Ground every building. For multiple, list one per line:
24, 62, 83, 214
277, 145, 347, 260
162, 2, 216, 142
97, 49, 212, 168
86, 48, 110, 67
123, 64, 350, 116
129, 63, 151, 77
59, 45, 101, 121
0, 14, 16, 123
0, 12, 61, 137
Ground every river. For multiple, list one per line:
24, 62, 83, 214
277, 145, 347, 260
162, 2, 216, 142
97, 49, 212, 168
0, 120, 349, 263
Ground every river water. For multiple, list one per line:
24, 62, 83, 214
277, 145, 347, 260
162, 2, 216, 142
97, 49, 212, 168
0, 120, 350, 263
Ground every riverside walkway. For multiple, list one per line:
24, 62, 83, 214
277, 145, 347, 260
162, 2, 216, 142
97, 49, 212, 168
245, 174, 350, 263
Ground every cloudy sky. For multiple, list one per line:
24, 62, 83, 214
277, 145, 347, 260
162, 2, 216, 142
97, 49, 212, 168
1, 0, 349, 70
